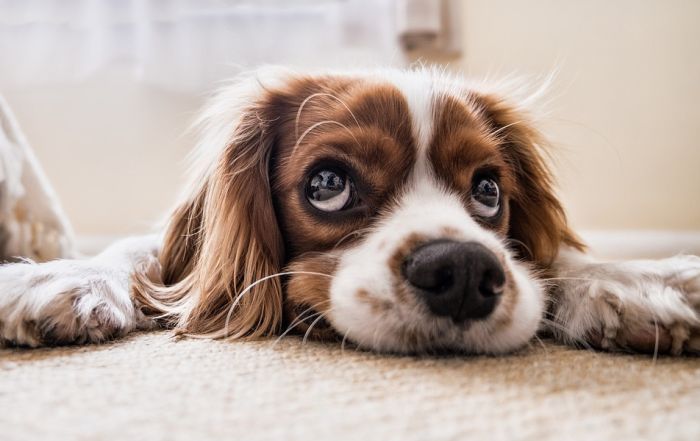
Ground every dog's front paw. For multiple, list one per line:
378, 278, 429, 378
551, 255, 700, 355
0, 260, 154, 347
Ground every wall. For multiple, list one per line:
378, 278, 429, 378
456, 0, 700, 231
4, 70, 197, 235
3, 0, 699, 237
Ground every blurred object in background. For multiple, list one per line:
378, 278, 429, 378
0, 0, 459, 92
0, 95, 75, 261
397, 0, 460, 59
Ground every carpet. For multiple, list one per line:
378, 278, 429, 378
1, 331, 698, 441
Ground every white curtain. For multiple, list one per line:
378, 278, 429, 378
0, 0, 427, 92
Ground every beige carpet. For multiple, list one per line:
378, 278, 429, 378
1, 332, 699, 441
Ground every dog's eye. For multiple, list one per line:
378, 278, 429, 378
471, 177, 500, 218
306, 169, 353, 212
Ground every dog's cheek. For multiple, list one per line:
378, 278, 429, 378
282, 254, 340, 341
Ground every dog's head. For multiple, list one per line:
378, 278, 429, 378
136, 68, 582, 354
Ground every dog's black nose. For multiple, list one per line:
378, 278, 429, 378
402, 240, 506, 322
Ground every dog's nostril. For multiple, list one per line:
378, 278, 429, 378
402, 240, 505, 322
479, 268, 506, 298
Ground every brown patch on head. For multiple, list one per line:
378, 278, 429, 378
270, 78, 417, 257
428, 90, 584, 266
429, 94, 516, 236
469, 93, 585, 266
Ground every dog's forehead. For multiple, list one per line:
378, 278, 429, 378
378, 71, 437, 154
277, 71, 501, 168
272, 71, 510, 191
379, 72, 508, 185
271, 72, 512, 254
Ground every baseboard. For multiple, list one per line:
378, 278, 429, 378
76, 230, 700, 260
581, 230, 700, 259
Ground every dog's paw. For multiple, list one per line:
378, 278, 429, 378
0, 260, 155, 347
551, 255, 700, 355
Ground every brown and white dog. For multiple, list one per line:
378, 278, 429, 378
1, 67, 699, 355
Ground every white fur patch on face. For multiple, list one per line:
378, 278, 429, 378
329, 178, 544, 354
382, 71, 434, 153
327, 75, 545, 354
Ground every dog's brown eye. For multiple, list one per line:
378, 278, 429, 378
306, 169, 353, 212
471, 177, 500, 218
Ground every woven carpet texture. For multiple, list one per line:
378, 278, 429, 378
1, 331, 699, 441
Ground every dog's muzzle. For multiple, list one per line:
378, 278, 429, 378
402, 240, 505, 322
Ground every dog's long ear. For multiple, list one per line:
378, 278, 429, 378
473, 93, 585, 267
134, 85, 285, 339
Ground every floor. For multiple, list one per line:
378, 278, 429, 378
1, 331, 699, 441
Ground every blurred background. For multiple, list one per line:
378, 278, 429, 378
1, 0, 698, 256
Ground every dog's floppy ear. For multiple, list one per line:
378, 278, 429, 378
473, 93, 584, 266
134, 84, 285, 339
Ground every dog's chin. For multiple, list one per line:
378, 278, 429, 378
328, 308, 544, 356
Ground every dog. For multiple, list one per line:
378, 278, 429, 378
1, 67, 699, 354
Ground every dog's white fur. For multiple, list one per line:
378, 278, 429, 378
0, 236, 158, 346
0, 68, 698, 354
330, 177, 545, 354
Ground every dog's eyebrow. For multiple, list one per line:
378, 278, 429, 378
294, 92, 361, 142
292, 120, 362, 156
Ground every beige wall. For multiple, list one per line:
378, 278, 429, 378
456, 0, 700, 231
4, 71, 198, 235
3, 0, 699, 236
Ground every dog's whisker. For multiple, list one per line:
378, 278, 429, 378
274, 311, 323, 347
533, 334, 550, 356
301, 309, 335, 345
224, 271, 333, 339
492, 120, 524, 137
295, 92, 362, 141
359, 302, 401, 353
292, 120, 362, 155
332, 227, 372, 250
504, 237, 535, 261
340, 327, 353, 353
650, 311, 664, 364
540, 276, 612, 286
287, 299, 333, 330
274, 299, 334, 346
